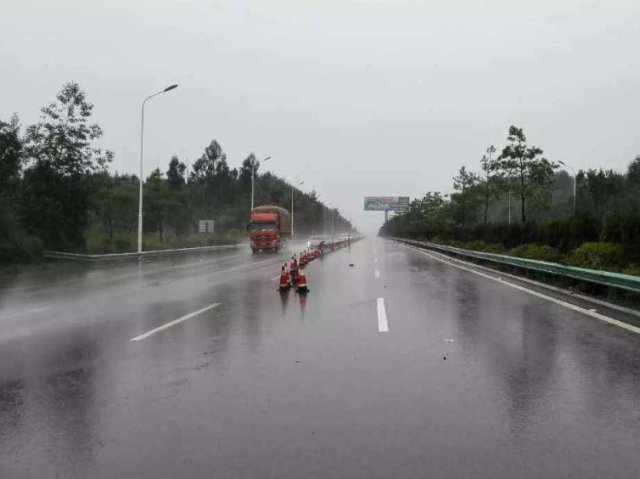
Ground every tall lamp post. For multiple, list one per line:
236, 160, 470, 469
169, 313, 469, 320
251, 156, 271, 211
138, 84, 178, 257
291, 181, 304, 237
558, 160, 577, 215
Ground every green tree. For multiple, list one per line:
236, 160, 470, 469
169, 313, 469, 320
190, 141, 227, 181
22, 82, 112, 247
109, 175, 139, 238
479, 145, 502, 224
494, 126, 557, 223
628, 156, 640, 187
0, 114, 22, 189
190, 140, 235, 220
239, 153, 256, 187
0, 114, 24, 255
451, 166, 480, 227
88, 150, 116, 245
144, 168, 171, 242
25, 82, 110, 175
167, 156, 186, 189
627, 157, 640, 217
165, 157, 190, 235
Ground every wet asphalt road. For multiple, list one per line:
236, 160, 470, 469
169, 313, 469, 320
2, 238, 640, 478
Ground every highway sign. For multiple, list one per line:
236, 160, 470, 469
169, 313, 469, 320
199, 220, 215, 233
364, 196, 410, 211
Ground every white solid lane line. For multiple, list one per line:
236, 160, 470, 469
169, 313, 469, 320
270, 275, 281, 281
375, 269, 381, 279
377, 297, 389, 332
130, 303, 221, 341
374, 257, 378, 263
405, 245, 640, 335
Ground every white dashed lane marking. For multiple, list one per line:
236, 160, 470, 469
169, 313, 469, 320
130, 303, 221, 341
377, 297, 389, 332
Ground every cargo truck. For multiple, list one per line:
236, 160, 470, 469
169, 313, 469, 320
247, 205, 292, 253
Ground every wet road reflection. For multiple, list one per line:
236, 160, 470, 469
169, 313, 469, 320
0, 332, 101, 478
2, 240, 640, 478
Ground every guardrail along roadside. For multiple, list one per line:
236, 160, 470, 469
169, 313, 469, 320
44, 244, 240, 261
391, 237, 640, 301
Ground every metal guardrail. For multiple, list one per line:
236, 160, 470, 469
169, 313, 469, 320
392, 237, 640, 295
44, 244, 240, 261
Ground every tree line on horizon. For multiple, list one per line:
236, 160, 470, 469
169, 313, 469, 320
0, 82, 354, 261
380, 126, 640, 272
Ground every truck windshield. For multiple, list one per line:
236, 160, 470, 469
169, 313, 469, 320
250, 222, 277, 232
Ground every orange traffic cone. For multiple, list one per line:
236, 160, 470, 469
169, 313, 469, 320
285, 264, 291, 286
290, 256, 299, 285
296, 265, 309, 293
278, 264, 290, 291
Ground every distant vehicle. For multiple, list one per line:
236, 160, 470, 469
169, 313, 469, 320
248, 205, 291, 253
307, 235, 330, 249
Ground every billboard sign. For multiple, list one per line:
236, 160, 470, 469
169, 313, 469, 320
364, 196, 410, 211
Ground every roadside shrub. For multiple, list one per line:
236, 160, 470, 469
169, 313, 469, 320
20, 235, 44, 258
222, 228, 244, 243
165, 231, 243, 249
85, 228, 112, 254
567, 242, 625, 271
114, 232, 134, 253
623, 265, 640, 277
464, 240, 490, 251
462, 240, 507, 254
481, 243, 508, 254
509, 243, 561, 262
141, 234, 165, 251
77, 228, 248, 254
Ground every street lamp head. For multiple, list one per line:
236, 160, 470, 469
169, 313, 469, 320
558, 160, 566, 166
263, 156, 272, 162
164, 84, 178, 92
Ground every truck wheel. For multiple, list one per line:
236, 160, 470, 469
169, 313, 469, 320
274, 245, 279, 253
252, 248, 258, 254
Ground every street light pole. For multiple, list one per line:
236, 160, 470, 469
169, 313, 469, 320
508, 190, 511, 224
291, 181, 304, 237
251, 156, 271, 211
559, 161, 577, 215
138, 84, 178, 257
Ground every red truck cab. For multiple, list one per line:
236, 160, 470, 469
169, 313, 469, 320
248, 205, 292, 253
248, 212, 280, 252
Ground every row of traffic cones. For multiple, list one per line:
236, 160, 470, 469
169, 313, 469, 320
278, 259, 308, 293
277, 240, 354, 295
299, 248, 321, 267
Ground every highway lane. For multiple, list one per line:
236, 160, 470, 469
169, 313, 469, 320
2, 238, 640, 478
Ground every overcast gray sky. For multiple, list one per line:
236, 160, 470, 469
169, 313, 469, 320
3, 0, 640, 233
